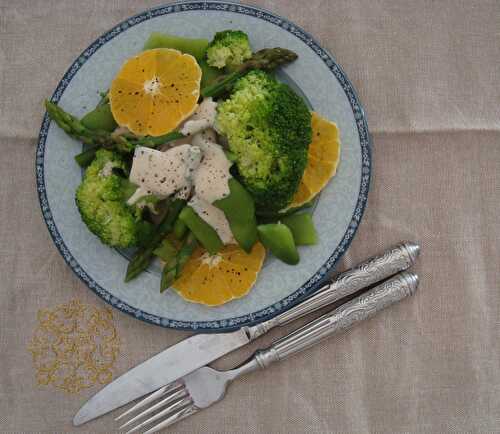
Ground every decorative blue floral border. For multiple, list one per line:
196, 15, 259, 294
36, 1, 372, 332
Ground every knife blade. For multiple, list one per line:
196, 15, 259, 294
74, 241, 420, 425
73, 328, 250, 425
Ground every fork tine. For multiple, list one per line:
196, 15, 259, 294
143, 404, 198, 434
125, 396, 193, 434
119, 387, 189, 429
115, 382, 183, 421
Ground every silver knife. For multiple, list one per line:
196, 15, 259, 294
74, 241, 420, 425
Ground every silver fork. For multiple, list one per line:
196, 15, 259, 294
116, 271, 418, 433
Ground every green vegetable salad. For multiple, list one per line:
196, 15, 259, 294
45, 29, 330, 302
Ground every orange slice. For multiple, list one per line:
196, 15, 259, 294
288, 112, 341, 209
172, 243, 266, 306
109, 48, 201, 137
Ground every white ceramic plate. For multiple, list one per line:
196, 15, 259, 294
36, 1, 371, 331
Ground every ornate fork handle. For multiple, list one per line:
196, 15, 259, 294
252, 271, 418, 367
202, 270, 421, 382
247, 242, 420, 339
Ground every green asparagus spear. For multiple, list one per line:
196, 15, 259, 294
160, 232, 198, 292
201, 48, 298, 98
46, 100, 120, 146
160, 257, 178, 293
125, 199, 185, 282
73, 130, 184, 167
153, 238, 177, 262
118, 130, 185, 149
45, 100, 184, 162
176, 232, 198, 270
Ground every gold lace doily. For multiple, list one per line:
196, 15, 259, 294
28, 299, 120, 394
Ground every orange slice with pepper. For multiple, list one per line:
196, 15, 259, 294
109, 48, 201, 136
288, 112, 341, 208
172, 243, 265, 306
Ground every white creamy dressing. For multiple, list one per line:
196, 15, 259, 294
194, 127, 217, 143
128, 98, 236, 244
180, 97, 218, 136
127, 145, 201, 205
188, 195, 235, 245
191, 131, 232, 203
186, 129, 234, 243
174, 184, 192, 200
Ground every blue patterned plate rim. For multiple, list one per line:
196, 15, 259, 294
35, 0, 372, 332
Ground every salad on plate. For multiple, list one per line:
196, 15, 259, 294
45, 29, 341, 306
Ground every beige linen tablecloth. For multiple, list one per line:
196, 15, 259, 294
1, 1, 499, 432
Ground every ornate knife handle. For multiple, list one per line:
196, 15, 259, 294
254, 271, 418, 367
247, 242, 420, 339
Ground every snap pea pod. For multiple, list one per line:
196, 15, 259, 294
214, 178, 257, 252
125, 199, 185, 282
281, 213, 318, 246
179, 206, 223, 255
81, 103, 117, 132
160, 232, 198, 293
143, 32, 209, 61
257, 223, 299, 265
173, 218, 188, 239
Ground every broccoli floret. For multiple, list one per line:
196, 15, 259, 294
75, 149, 153, 248
215, 71, 312, 212
206, 30, 252, 69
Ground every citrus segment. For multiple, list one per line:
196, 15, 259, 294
288, 112, 341, 208
109, 48, 201, 137
172, 242, 266, 306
